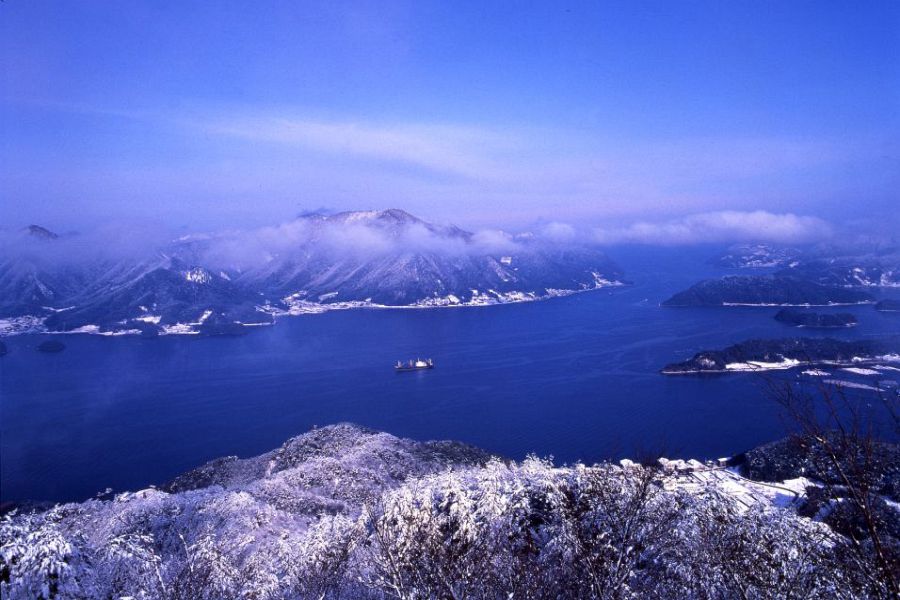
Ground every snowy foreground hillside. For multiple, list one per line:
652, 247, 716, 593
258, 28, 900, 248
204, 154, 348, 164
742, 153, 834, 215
1, 424, 897, 599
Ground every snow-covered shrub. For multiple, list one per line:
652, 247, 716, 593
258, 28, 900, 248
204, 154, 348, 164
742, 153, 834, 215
1, 425, 893, 599
0, 507, 93, 599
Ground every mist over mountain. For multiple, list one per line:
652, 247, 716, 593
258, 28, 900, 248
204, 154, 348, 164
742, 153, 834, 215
0, 209, 626, 336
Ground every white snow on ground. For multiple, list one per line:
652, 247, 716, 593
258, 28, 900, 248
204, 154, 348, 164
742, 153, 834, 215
415, 294, 464, 307
802, 369, 831, 376
725, 357, 802, 371
876, 365, 900, 373
0, 311, 215, 337
155, 309, 217, 334
269, 280, 626, 316
266, 297, 378, 315
67, 325, 101, 334
879, 273, 900, 287
3, 279, 628, 337
841, 367, 881, 376
657, 458, 815, 512
57, 325, 143, 336
337, 209, 380, 222
41, 306, 74, 313
161, 323, 201, 335
822, 379, 883, 392
134, 315, 162, 324
722, 301, 874, 307
183, 267, 212, 284
590, 272, 624, 287
0, 315, 47, 336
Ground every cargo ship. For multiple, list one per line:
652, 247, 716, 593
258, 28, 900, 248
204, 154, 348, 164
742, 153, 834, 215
395, 358, 434, 372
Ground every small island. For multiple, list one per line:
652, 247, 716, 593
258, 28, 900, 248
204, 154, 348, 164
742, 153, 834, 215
663, 275, 875, 307
37, 340, 66, 353
773, 309, 857, 328
661, 336, 899, 375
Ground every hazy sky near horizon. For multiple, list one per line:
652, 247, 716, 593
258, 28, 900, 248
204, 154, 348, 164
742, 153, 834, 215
2, 1, 898, 235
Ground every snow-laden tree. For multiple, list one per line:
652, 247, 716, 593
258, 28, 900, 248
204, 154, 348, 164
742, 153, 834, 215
167, 529, 241, 600
289, 512, 362, 600
93, 532, 165, 599
347, 460, 861, 599
659, 490, 851, 599
1, 424, 893, 599
0, 507, 93, 599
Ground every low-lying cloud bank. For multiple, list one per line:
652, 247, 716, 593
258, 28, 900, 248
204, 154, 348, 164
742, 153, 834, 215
0, 211, 594, 272
2, 210, 839, 270
593, 211, 833, 246
186, 215, 589, 272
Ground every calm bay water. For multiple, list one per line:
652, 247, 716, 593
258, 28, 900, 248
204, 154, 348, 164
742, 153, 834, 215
3, 248, 900, 503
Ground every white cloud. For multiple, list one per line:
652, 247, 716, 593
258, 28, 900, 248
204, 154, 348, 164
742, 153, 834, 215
470, 229, 518, 253
593, 211, 833, 246
537, 222, 577, 243
21, 101, 887, 231
199, 115, 513, 178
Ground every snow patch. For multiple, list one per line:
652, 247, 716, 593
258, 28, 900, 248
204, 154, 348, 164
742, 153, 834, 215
161, 323, 201, 335
269, 279, 627, 316
0, 315, 47, 336
841, 367, 880, 376
183, 267, 213, 284
41, 306, 74, 313
822, 379, 883, 392
134, 315, 162, 324
725, 357, 801, 372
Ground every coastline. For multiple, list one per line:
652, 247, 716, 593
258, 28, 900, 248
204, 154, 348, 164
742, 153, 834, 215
0, 279, 627, 338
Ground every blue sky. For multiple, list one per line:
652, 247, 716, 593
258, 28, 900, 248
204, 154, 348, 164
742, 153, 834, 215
2, 1, 898, 233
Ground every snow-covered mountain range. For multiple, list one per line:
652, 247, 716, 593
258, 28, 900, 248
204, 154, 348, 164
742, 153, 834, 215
712, 243, 900, 287
0, 210, 627, 336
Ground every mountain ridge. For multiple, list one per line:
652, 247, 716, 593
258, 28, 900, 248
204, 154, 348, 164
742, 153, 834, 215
0, 210, 627, 336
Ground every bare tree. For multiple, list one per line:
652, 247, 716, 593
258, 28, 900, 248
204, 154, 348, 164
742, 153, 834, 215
765, 375, 900, 598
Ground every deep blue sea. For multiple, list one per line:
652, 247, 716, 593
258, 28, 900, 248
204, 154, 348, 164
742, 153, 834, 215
3, 248, 900, 503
